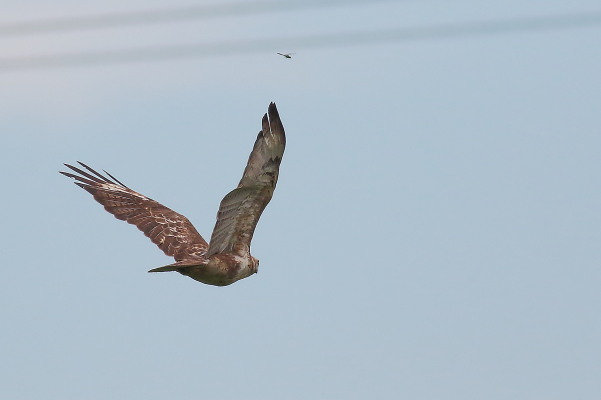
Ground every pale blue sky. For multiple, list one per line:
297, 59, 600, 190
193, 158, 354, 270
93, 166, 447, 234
1, 1, 600, 399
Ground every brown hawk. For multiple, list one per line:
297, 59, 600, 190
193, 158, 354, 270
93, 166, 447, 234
60, 102, 285, 286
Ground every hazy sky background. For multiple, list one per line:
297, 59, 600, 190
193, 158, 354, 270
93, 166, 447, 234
2, 1, 600, 399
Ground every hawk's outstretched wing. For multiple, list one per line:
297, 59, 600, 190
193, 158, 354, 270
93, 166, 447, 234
60, 162, 208, 262
207, 102, 286, 256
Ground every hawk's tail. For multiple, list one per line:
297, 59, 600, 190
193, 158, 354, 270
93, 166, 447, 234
148, 259, 203, 273
148, 265, 181, 273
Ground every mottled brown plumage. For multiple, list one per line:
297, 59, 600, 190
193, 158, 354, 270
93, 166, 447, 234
60, 102, 285, 286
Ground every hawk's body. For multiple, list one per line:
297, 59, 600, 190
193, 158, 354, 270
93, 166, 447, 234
61, 103, 285, 286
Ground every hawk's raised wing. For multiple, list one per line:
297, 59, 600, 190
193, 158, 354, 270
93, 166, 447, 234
207, 102, 286, 256
60, 162, 208, 262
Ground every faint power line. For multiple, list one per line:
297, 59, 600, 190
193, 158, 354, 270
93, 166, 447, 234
1, 11, 600, 71
0, 0, 402, 36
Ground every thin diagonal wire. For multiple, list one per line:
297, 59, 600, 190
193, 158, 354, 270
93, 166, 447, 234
0, 0, 402, 36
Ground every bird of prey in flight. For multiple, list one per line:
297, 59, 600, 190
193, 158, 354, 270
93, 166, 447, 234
277, 52, 295, 59
60, 103, 286, 286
